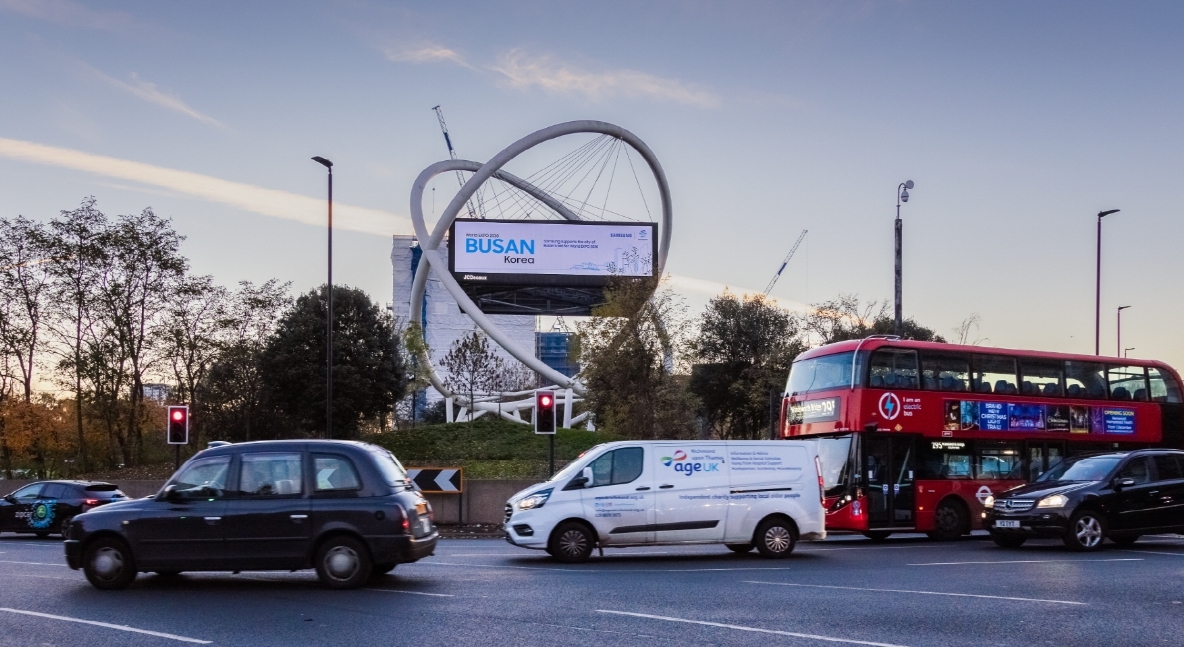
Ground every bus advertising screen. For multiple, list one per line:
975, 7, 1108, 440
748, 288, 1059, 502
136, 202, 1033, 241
449, 219, 657, 287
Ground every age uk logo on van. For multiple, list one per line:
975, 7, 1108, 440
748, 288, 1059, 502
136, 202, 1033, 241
661, 449, 721, 476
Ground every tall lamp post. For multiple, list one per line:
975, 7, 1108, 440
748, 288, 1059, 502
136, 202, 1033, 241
312, 156, 334, 439
1124, 347, 1135, 358
1095, 209, 1120, 355
894, 180, 914, 336
1116, 305, 1131, 358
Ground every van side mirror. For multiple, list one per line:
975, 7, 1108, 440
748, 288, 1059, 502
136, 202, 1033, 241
1114, 477, 1136, 490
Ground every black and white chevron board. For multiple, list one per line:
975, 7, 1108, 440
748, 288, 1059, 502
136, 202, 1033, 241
407, 468, 463, 493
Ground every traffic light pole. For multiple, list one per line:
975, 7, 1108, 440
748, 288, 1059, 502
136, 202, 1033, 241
549, 435, 555, 477
175, 445, 180, 471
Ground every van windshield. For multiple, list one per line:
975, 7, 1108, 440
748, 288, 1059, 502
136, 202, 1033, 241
548, 445, 604, 483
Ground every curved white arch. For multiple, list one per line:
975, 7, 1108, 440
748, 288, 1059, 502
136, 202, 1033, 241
408, 120, 673, 404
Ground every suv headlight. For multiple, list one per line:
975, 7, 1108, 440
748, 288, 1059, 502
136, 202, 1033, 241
983, 495, 995, 509
1037, 494, 1068, 508
516, 488, 553, 511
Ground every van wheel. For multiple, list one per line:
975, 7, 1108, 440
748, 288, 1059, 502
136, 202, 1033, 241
1064, 511, 1106, 551
755, 518, 796, 558
725, 543, 754, 553
83, 537, 137, 590
928, 500, 968, 540
315, 536, 373, 589
549, 522, 594, 563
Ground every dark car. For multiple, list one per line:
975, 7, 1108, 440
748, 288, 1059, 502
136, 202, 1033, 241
1, 480, 126, 538
64, 440, 437, 590
984, 449, 1184, 551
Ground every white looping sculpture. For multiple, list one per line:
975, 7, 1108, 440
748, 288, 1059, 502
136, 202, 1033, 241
408, 120, 672, 406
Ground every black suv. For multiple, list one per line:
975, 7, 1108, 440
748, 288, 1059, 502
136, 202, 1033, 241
64, 440, 437, 590
984, 449, 1184, 551
1, 481, 126, 537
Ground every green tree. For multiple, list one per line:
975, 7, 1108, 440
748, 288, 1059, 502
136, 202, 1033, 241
258, 285, 407, 439
690, 292, 806, 439
574, 277, 697, 439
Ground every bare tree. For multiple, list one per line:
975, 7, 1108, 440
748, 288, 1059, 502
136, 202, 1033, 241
440, 331, 498, 423
953, 313, 988, 346
0, 216, 54, 403
160, 275, 229, 448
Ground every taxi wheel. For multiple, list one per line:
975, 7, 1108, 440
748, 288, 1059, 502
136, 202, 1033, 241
1064, 511, 1106, 551
83, 537, 137, 590
315, 536, 373, 589
726, 543, 754, 553
549, 522, 594, 563
991, 534, 1026, 549
755, 518, 797, 558
928, 501, 968, 541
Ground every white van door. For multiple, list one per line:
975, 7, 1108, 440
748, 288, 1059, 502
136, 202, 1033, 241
581, 446, 655, 545
725, 442, 810, 541
651, 444, 729, 543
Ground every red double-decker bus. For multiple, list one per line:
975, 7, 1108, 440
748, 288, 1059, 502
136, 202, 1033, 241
780, 336, 1184, 540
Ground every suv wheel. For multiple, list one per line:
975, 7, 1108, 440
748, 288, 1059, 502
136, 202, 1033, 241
83, 537, 137, 590
549, 522, 594, 563
315, 536, 372, 589
755, 518, 797, 558
1064, 511, 1106, 551
991, 534, 1026, 549
928, 500, 968, 541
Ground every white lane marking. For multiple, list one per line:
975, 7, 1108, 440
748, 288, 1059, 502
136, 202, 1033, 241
522, 620, 657, 638
908, 558, 1143, 566
798, 545, 934, 552
597, 610, 910, 647
0, 608, 211, 644
8, 573, 76, 581
365, 588, 454, 597
0, 560, 65, 567
425, 561, 796, 573
1116, 549, 1184, 557
743, 581, 1085, 605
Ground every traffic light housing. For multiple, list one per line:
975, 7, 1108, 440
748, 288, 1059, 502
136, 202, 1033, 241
534, 391, 556, 434
167, 405, 189, 445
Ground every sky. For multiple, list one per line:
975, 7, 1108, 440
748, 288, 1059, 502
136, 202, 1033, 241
1, 1, 1182, 367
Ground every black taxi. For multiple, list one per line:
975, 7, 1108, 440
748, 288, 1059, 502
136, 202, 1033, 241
64, 440, 437, 589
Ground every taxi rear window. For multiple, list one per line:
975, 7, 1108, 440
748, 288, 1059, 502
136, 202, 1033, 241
367, 446, 410, 487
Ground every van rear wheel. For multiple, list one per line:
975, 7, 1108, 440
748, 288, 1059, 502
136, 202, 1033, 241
549, 522, 594, 563
755, 518, 796, 558
725, 543, 754, 553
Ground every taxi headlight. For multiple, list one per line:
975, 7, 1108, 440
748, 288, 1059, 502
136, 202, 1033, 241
516, 488, 553, 511
1037, 494, 1068, 508
983, 495, 995, 509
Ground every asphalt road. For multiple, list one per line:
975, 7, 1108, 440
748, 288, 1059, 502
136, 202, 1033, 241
1, 532, 1182, 647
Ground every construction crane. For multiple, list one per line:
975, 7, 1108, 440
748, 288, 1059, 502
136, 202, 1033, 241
763, 229, 808, 296
432, 105, 480, 219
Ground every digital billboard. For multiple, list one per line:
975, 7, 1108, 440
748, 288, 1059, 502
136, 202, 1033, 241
449, 219, 657, 287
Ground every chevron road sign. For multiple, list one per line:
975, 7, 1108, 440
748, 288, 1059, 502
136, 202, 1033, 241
407, 468, 463, 493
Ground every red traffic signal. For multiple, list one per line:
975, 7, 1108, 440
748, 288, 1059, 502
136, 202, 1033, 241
167, 405, 189, 445
534, 391, 556, 434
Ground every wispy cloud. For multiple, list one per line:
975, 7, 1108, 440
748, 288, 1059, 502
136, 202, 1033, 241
666, 274, 809, 313
490, 49, 719, 108
0, 0, 148, 34
79, 62, 224, 128
383, 43, 472, 69
0, 138, 411, 237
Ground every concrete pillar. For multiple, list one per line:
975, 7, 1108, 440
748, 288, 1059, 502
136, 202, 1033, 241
563, 388, 573, 429
445, 397, 454, 423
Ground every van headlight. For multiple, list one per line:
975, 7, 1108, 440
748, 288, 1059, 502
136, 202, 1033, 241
983, 495, 995, 509
1037, 494, 1068, 508
516, 488, 553, 511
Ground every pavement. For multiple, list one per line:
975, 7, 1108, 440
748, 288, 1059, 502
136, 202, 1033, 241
1, 531, 1182, 646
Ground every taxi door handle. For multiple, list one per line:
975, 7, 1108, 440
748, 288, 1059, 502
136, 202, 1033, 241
290, 514, 308, 520
659, 484, 674, 489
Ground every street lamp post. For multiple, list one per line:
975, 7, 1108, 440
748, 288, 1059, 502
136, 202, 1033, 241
895, 180, 914, 336
312, 156, 334, 439
1095, 209, 1120, 355
1116, 305, 1131, 358
1124, 347, 1135, 358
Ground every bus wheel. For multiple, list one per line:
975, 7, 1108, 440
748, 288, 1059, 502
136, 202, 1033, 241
928, 501, 968, 541
862, 531, 892, 541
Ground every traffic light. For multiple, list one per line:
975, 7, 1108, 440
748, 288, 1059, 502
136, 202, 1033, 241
167, 405, 189, 445
534, 391, 556, 434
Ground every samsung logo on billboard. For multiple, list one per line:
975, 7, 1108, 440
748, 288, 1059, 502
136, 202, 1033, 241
610, 233, 632, 238
465, 238, 535, 255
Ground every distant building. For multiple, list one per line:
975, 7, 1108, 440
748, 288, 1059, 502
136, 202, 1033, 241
141, 384, 171, 403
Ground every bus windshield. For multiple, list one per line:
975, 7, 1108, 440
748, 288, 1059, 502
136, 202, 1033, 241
817, 435, 854, 497
788, 352, 855, 396
1036, 456, 1122, 483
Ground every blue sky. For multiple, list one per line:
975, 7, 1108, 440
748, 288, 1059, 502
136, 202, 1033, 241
2, 1, 1182, 366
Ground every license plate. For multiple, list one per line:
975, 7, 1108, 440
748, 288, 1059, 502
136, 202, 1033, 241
995, 520, 1021, 529
421, 518, 431, 533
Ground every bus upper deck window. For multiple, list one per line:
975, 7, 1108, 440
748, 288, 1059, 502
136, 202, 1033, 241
1148, 367, 1182, 403
1020, 359, 1064, 397
972, 355, 1017, 395
1065, 361, 1108, 399
920, 353, 970, 392
1108, 366, 1148, 401
868, 349, 918, 389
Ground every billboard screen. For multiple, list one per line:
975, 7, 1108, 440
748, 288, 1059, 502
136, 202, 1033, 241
448, 219, 657, 287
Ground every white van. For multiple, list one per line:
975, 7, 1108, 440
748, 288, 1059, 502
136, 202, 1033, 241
504, 440, 825, 562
